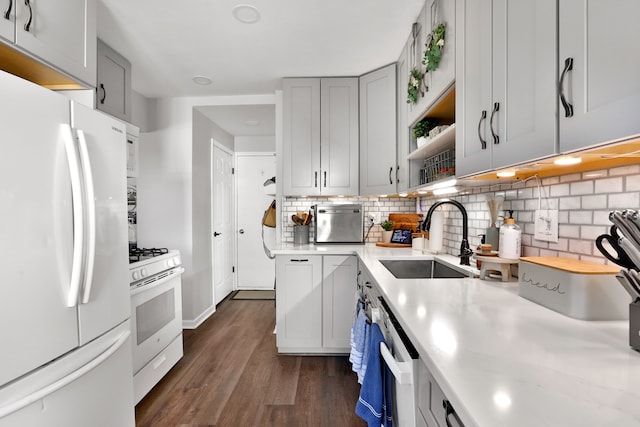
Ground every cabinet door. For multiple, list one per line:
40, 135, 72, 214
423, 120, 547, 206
424, 0, 456, 110
283, 78, 321, 196
97, 39, 132, 122
455, 0, 492, 177
14, 0, 96, 87
322, 255, 357, 350
559, 0, 640, 152
0, 0, 14, 43
407, 1, 431, 126
275, 256, 322, 351
360, 64, 397, 196
396, 44, 411, 192
491, 0, 557, 169
320, 78, 359, 196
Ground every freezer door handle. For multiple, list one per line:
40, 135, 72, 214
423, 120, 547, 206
77, 129, 97, 304
61, 124, 84, 308
380, 342, 413, 385
0, 330, 130, 418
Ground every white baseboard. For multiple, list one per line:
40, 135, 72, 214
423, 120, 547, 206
182, 304, 216, 329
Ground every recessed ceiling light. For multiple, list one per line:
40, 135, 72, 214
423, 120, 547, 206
246, 120, 260, 126
232, 4, 261, 24
554, 156, 582, 166
192, 76, 212, 85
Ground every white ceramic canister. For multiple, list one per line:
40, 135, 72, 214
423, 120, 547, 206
499, 212, 522, 259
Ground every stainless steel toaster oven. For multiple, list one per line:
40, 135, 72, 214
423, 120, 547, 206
313, 204, 364, 244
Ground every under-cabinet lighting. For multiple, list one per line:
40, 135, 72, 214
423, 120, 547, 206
379, 195, 388, 198
496, 169, 516, 178
417, 190, 429, 195
554, 156, 582, 166
433, 187, 458, 195
431, 178, 457, 189
398, 192, 408, 197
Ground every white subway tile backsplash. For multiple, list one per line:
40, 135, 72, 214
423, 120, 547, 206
569, 210, 592, 224
594, 177, 623, 194
610, 164, 640, 176
559, 196, 581, 210
626, 175, 640, 191
569, 181, 594, 195
568, 239, 593, 255
581, 195, 606, 209
580, 225, 608, 240
559, 224, 580, 239
609, 192, 639, 209
550, 183, 571, 197
560, 173, 582, 183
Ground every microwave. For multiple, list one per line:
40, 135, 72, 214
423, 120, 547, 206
313, 204, 364, 244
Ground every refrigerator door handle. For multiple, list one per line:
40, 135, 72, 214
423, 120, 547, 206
0, 330, 130, 418
61, 124, 84, 308
76, 129, 97, 304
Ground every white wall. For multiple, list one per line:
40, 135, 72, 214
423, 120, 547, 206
234, 135, 275, 152
138, 94, 276, 327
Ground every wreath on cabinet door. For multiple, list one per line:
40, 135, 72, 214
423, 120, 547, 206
423, 22, 446, 72
407, 67, 423, 104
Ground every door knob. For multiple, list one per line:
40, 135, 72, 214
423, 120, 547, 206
239, 229, 245, 234
214, 232, 221, 237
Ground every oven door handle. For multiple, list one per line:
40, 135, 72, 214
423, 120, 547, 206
130, 267, 185, 296
380, 342, 413, 385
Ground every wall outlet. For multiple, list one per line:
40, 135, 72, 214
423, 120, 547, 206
368, 212, 381, 224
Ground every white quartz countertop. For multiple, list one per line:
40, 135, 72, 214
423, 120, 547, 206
272, 243, 640, 427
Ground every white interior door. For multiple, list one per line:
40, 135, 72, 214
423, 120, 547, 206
236, 154, 276, 290
212, 143, 234, 305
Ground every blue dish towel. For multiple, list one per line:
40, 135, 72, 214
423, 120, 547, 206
357, 322, 371, 384
356, 323, 393, 427
349, 307, 368, 374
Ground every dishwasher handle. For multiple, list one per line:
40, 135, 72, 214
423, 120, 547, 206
380, 342, 413, 385
443, 399, 465, 427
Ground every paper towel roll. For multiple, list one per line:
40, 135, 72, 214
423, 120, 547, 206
428, 211, 444, 253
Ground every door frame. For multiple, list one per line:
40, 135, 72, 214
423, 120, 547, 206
234, 152, 276, 290
211, 139, 236, 304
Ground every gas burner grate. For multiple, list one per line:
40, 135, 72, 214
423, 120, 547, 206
129, 247, 169, 263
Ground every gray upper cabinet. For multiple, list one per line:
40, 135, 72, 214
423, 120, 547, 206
359, 64, 397, 196
396, 44, 410, 193
456, 0, 556, 177
559, 0, 640, 152
282, 77, 358, 196
1, 0, 96, 87
97, 39, 132, 122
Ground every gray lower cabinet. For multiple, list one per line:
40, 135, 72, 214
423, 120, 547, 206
558, 0, 640, 152
0, 0, 96, 87
455, 0, 556, 177
97, 39, 132, 122
275, 255, 356, 353
359, 64, 397, 196
417, 359, 465, 427
282, 77, 359, 196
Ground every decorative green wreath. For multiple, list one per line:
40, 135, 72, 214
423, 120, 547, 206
407, 67, 423, 104
423, 23, 446, 72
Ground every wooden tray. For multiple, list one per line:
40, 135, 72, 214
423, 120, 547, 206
520, 256, 620, 274
375, 242, 412, 248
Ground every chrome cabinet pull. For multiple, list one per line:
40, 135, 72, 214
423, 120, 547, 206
489, 102, 500, 144
559, 57, 574, 117
477, 110, 487, 149
388, 167, 393, 185
23, 0, 31, 31
4, 0, 12, 20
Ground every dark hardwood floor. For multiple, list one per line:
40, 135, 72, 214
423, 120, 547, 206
135, 296, 366, 427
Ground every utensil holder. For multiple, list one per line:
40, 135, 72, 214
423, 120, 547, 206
293, 225, 309, 245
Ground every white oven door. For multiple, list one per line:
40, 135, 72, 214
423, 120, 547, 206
130, 268, 183, 374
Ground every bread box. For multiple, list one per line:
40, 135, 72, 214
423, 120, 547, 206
519, 257, 629, 320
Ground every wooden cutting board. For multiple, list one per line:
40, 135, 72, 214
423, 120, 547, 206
388, 213, 423, 232
375, 242, 412, 248
520, 257, 621, 274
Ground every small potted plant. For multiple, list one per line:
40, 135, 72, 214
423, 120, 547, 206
380, 220, 395, 243
413, 118, 437, 148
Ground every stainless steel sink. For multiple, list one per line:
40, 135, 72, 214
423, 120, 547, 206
379, 259, 468, 279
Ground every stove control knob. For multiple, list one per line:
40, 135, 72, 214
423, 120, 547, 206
167, 258, 175, 267
132, 270, 140, 281
141, 268, 149, 278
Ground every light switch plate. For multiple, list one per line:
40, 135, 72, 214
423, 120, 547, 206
534, 209, 559, 242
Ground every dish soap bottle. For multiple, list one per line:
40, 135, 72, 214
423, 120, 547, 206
499, 210, 521, 259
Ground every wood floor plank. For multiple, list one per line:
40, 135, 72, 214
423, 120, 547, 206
135, 298, 366, 427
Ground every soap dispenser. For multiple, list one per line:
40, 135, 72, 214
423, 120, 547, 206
499, 210, 522, 259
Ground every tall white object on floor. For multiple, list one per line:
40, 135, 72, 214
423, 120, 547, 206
427, 212, 444, 253
0, 70, 134, 426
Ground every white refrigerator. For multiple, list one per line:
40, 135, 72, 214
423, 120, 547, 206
0, 70, 135, 426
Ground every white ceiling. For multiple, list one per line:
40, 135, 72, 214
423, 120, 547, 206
196, 104, 276, 136
97, 0, 424, 99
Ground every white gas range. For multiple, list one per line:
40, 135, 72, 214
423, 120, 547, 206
129, 248, 184, 404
